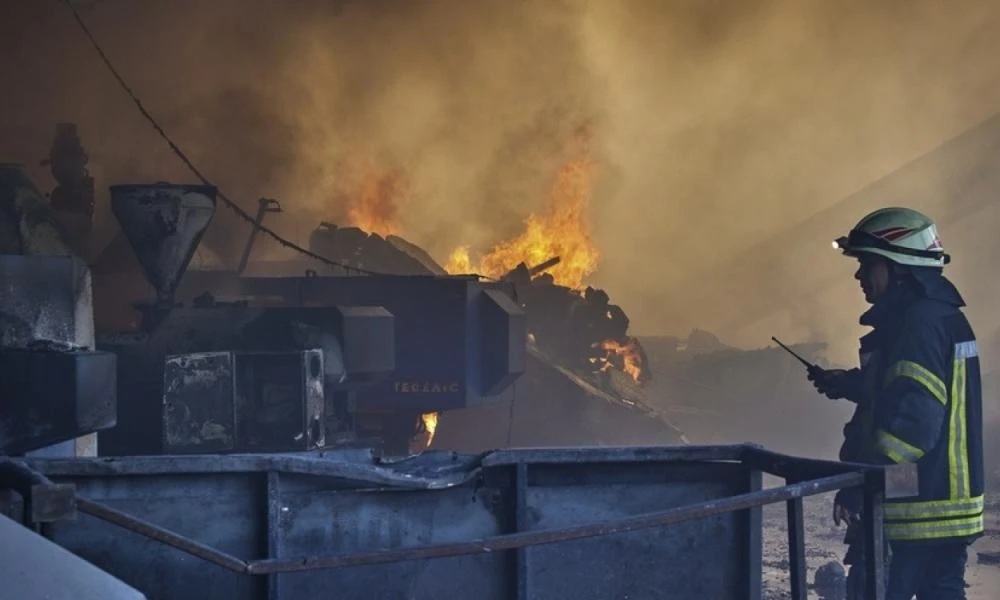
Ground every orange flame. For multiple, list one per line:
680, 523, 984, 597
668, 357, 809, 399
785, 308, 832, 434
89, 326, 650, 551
421, 411, 438, 447
342, 159, 409, 237
443, 245, 473, 274
596, 338, 644, 383
443, 132, 599, 289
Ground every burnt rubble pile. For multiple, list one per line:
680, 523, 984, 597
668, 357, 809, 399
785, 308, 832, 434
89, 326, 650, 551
503, 263, 650, 385
308, 222, 651, 388
309, 222, 445, 276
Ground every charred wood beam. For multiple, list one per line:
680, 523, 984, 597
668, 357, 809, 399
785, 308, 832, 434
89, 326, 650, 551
527, 256, 560, 277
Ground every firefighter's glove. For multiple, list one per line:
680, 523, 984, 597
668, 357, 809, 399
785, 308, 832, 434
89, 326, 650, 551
808, 368, 851, 400
833, 488, 862, 527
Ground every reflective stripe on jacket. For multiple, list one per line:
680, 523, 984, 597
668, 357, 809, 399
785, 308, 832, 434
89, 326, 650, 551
838, 272, 985, 543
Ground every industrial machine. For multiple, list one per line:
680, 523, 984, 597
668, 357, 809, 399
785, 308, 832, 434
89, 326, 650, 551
0, 171, 527, 596
84, 182, 525, 456
173, 270, 526, 450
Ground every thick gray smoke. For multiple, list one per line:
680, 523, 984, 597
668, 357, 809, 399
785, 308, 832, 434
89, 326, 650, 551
1, 0, 599, 262
578, 0, 1000, 366
3, 0, 1000, 370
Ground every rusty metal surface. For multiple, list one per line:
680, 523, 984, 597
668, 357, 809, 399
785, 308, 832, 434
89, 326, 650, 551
162, 349, 327, 454
162, 351, 235, 452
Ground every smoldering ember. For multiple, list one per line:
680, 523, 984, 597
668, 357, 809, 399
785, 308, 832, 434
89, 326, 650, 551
2, 2, 1000, 600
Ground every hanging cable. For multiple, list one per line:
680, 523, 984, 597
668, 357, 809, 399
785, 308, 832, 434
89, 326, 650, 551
58, 0, 386, 276
59, 0, 504, 282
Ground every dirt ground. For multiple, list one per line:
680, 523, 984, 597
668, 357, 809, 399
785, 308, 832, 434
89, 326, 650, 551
761, 492, 1000, 599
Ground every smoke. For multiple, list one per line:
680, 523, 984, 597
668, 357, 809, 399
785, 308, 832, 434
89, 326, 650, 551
578, 0, 1000, 356
276, 0, 600, 257
4, 0, 1000, 365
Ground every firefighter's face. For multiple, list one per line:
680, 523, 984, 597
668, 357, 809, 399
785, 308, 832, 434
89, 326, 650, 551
855, 255, 890, 303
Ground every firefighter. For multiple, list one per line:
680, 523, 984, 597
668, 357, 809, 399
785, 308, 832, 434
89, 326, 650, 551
808, 207, 984, 599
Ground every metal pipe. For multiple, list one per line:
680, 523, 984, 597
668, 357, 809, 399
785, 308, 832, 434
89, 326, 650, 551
246, 472, 863, 574
0, 458, 56, 492
786, 497, 807, 600
237, 197, 281, 275
74, 497, 249, 573
862, 471, 887, 600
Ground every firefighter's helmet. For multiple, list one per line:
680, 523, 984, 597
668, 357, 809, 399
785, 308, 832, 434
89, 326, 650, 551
833, 207, 949, 268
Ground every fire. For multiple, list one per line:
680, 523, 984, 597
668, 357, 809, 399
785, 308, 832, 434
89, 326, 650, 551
420, 411, 439, 447
443, 245, 473, 274
342, 159, 409, 237
443, 131, 600, 289
596, 338, 645, 383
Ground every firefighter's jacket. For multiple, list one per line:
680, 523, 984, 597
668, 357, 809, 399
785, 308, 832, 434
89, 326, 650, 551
837, 271, 984, 544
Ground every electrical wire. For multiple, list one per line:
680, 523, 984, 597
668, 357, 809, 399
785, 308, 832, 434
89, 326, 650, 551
59, 0, 388, 276
61, 0, 507, 284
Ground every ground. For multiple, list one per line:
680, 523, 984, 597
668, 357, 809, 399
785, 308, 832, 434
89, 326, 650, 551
761, 492, 1000, 599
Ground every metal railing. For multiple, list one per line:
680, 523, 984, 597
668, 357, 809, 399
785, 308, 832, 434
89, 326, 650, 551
1, 446, 889, 600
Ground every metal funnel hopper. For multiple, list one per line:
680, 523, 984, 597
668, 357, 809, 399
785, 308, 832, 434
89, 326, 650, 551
109, 183, 217, 305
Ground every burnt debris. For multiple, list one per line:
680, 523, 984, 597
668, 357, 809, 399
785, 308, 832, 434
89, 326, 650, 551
304, 220, 651, 388
309, 222, 437, 276
504, 262, 650, 385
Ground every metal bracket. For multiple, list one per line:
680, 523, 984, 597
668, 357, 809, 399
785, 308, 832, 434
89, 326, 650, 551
30, 483, 77, 522
237, 198, 282, 274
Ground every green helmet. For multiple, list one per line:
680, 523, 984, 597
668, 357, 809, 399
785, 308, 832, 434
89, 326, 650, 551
833, 207, 950, 268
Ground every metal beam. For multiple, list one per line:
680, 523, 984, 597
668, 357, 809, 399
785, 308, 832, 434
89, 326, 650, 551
67, 472, 861, 575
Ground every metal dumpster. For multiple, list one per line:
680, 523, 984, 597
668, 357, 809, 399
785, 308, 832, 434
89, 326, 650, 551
4, 444, 888, 600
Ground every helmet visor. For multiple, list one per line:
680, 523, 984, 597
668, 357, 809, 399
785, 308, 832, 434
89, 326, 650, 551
833, 229, 950, 264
